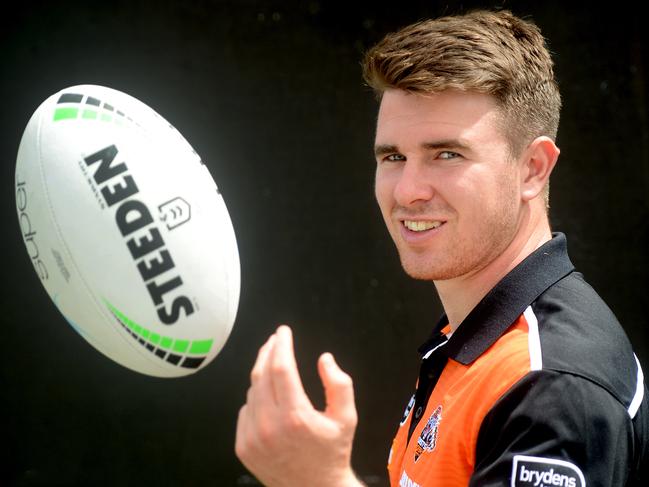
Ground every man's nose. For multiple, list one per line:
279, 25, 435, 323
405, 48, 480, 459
393, 161, 435, 207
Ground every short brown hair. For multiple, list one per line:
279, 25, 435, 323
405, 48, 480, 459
362, 9, 561, 157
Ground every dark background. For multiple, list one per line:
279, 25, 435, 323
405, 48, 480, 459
2, 1, 648, 485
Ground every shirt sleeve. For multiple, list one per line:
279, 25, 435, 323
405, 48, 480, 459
469, 369, 636, 487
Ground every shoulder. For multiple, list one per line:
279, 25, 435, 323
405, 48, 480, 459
472, 369, 639, 486
532, 271, 639, 408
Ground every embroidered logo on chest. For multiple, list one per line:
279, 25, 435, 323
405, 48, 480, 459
414, 405, 442, 462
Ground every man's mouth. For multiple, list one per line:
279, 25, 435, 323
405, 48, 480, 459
402, 220, 444, 232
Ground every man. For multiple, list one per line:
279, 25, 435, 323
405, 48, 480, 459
235, 9, 649, 486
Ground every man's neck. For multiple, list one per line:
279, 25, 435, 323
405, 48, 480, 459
434, 214, 552, 332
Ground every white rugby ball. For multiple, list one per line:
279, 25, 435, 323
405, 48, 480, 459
15, 84, 240, 378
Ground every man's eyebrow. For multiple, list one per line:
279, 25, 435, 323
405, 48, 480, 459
373, 140, 471, 157
374, 144, 398, 157
421, 139, 471, 152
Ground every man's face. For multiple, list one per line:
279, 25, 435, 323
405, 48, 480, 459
374, 89, 524, 282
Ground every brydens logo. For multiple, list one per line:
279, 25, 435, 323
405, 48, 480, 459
512, 455, 585, 487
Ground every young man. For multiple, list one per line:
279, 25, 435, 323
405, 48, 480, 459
235, 9, 649, 486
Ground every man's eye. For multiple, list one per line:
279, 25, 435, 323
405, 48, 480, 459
386, 154, 406, 162
439, 151, 460, 160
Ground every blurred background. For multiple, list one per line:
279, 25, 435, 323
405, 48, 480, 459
2, 1, 648, 485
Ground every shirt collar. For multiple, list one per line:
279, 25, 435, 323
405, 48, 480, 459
419, 232, 575, 364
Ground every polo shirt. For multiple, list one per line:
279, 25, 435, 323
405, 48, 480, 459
387, 233, 649, 486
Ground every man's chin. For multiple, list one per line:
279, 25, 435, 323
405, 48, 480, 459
401, 260, 457, 282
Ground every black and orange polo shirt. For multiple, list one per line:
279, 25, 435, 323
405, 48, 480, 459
387, 233, 649, 486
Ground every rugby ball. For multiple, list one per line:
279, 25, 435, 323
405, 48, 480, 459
15, 84, 240, 378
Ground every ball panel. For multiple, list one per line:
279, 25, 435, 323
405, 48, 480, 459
16, 97, 137, 369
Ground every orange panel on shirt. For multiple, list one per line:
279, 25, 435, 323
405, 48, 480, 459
388, 314, 534, 486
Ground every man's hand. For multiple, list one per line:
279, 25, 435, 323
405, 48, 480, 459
235, 325, 363, 487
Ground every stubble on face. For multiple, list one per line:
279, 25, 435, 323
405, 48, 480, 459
375, 90, 523, 284
395, 170, 520, 282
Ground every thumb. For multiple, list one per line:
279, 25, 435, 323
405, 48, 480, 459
318, 353, 358, 427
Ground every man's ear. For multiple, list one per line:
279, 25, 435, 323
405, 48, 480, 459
520, 136, 560, 202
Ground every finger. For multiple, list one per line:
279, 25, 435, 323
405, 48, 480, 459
318, 352, 357, 426
250, 333, 276, 386
248, 334, 278, 416
270, 325, 310, 409
234, 404, 249, 460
